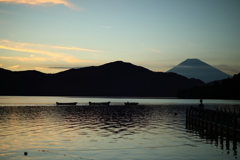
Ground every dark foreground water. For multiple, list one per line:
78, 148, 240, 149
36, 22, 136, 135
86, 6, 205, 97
0, 96, 240, 160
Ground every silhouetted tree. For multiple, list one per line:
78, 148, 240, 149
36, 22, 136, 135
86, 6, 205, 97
177, 73, 240, 99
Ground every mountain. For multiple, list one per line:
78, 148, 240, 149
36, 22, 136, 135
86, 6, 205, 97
0, 61, 205, 97
167, 59, 232, 83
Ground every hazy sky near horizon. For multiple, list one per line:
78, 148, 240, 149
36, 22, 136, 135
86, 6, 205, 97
0, 0, 239, 75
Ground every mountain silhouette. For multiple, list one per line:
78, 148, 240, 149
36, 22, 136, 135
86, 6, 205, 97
167, 59, 232, 83
0, 61, 204, 97
177, 73, 240, 99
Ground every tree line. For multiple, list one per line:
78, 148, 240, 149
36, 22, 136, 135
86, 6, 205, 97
177, 73, 240, 99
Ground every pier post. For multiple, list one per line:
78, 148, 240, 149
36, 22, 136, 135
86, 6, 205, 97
189, 107, 192, 129
186, 107, 189, 129
209, 112, 213, 138
233, 116, 237, 142
186, 106, 240, 143
192, 108, 196, 130
205, 111, 208, 136
214, 112, 218, 139
220, 113, 223, 140
197, 108, 201, 132
226, 115, 230, 140
201, 110, 205, 135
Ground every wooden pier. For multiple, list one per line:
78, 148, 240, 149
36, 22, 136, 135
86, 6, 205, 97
186, 106, 240, 141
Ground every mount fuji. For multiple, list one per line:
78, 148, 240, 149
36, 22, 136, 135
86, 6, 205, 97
167, 59, 232, 83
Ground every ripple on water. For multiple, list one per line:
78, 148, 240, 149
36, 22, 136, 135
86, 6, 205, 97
0, 105, 239, 160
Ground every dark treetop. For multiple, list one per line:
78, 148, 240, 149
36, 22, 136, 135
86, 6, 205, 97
177, 73, 240, 99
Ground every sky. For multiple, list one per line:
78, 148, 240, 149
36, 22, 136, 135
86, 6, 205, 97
0, 0, 239, 75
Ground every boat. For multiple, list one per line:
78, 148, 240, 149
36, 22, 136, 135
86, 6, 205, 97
56, 102, 78, 105
125, 102, 138, 105
89, 101, 110, 105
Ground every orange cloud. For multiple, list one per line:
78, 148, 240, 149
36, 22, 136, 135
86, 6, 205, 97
34, 67, 69, 71
0, 40, 98, 63
0, 0, 81, 11
0, 64, 3, 67
8, 65, 20, 69
35, 67, 49, 70
0, 40, 102, 53
0, 56, 51, 62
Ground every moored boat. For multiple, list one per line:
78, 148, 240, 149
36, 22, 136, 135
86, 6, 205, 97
56, 102, 78, 105
89, 101, 110, 105
125, 102, 138, 105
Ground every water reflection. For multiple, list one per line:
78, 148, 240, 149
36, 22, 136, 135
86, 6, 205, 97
186, 127, 238, 158
0, 105, 239, 160
55, 105, 186, 140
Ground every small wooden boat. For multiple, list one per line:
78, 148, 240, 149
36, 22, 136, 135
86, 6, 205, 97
56, 102, 78, 105
125, 102, 138, 105
89, 101, 110, 105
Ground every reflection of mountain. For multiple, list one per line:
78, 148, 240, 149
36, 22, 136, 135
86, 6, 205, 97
0, 61, 204, 97
167, 59, 232, 83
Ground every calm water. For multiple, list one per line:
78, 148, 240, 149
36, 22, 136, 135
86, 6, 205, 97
0, 96, 240, 160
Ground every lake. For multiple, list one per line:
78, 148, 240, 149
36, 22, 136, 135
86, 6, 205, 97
0, 96, 240, 160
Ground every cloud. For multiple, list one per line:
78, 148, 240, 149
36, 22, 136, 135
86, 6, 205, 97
8, 65, 19, 69
53, 46, 103, 52
0, 9, 12, 14
218, 64, 229, 68
0, 64, 3, 67
100, 26, 112, 29
215, 64, 239, 76
49, 66, 83, 69
185, 42, 199, 47
0, 56, 51, 62
146, 48, 161, 53
48, 67, 73, 69
0, 40, 101, 63
35, 67, 50, 70
0, 0, 81, 11
34, 66, 84, 71
0, 40, 102, 53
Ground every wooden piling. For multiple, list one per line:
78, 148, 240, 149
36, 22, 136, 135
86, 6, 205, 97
186, 107, 240, 142
220, 113, 223, 140
233, 116, 237, 142
201, 110, 204, 135
205, 111, 208, 136
209, 113, 213, 138
214, 113, 218, 139
197, 108, 201, 132
226, 115, 230, 140
186, 107, 189, 129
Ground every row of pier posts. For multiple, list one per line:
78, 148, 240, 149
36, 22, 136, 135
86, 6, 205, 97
186, 106, 240, 142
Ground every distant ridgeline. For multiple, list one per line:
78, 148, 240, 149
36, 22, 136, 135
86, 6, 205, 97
0, 61, 204, 97
177, 73, 240, 99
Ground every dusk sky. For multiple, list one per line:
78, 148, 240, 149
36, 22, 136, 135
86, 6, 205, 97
0, 0, 239, 75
